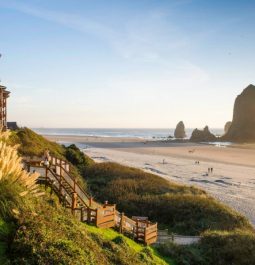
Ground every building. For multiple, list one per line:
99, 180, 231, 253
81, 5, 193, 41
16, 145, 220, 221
7, 122, 19, 130
0, 85, 10, 131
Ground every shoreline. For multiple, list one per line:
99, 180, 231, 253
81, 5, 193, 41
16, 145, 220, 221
45, 134, 255, 226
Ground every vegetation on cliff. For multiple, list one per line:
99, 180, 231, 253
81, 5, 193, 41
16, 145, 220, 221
0, 130, 169, 264
7, 128, 255, 264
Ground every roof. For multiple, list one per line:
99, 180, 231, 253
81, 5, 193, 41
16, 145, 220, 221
0, 85, 10, 97
7, 122, 19, 130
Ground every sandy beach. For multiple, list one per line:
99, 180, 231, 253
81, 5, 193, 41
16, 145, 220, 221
46, 135, 255, 226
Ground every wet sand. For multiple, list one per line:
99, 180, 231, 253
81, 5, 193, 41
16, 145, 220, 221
46, 135, 255, 226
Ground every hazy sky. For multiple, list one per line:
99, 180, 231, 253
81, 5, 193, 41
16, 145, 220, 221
0, 0, 254, 128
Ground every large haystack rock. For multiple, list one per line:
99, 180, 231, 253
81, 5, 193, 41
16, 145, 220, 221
190, 126, 217, 142
224, 121, 232, 134
174, 121, 186, 139
223, 84, 255, 142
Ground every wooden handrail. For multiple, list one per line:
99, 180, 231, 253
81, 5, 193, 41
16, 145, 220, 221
59, 164, 91, 200
46, 166, 90, 208
48, 155, 92, 207
49, 156, 91, 199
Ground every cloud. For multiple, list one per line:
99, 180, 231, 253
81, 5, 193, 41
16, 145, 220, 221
0, 0, 188, 61
0, 1, 115, 39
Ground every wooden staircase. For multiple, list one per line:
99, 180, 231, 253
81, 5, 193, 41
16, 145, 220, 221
24, 155, 157, 245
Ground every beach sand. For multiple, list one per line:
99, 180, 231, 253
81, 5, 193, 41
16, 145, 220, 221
46, 135, 255, 226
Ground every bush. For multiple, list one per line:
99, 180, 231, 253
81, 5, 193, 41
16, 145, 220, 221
65, 144, 94, 176
200, 230, 255, 265
158, 230, 255, 265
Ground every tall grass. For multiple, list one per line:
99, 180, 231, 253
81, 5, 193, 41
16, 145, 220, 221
86, 162, 252, 235
0, 131, 39, 192
0, 130, 42, 220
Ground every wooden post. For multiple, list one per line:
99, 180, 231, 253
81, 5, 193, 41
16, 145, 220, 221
144, 227, 147, 245
136, 220, 139, 240
80, 207, 84, 222
89, 197, 93, 207
119, 212, 125, 233
71, 192, 77, 215
50, 180, 54, 195
45, 168, 48, 190
95, 208, 99, 226
87, 207, 91, 223
73, 179, 76, 192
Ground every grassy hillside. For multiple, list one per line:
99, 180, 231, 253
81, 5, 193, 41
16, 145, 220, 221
10, 128, 65, 158
0, 129, 170, 265
85, 162, 251, 235
9, 192, 169, 265
10, 128, 255, 264
0, 187, 170, 264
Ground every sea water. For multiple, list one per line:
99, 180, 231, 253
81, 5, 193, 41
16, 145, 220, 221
33, 128, 224, 140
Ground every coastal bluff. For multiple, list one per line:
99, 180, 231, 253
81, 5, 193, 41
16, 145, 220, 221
223, 84, 255, 142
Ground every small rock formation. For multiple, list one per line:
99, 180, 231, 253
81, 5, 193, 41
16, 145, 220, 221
174, 121, 186, 139
223, 84, 255, 142
190, 126, 217, 142
224, 121, 232, 134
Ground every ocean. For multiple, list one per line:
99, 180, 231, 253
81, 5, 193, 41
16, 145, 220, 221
33, 128, 224, 140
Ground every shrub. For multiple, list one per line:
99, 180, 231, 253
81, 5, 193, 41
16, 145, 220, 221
158, 230, 255, 265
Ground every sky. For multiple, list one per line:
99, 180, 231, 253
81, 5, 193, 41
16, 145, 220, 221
0, 0, 255, 128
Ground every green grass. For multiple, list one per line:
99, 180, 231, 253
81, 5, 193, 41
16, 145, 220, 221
85, 225, 143, 251
85, 224, 173, 264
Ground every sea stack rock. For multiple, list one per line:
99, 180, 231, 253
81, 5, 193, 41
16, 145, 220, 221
223, 84, 255, 142
224, 121, 232, 134
174, 121, 186, 139
190, 126, 217, 142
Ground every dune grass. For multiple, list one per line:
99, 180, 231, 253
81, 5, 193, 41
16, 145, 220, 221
85, 162, 252, 235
